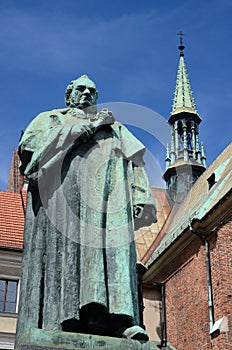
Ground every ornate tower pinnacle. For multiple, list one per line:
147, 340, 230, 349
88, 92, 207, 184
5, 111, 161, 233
163, 34, 206, 203
177, 30, 185, 56
171, 31, 198, 117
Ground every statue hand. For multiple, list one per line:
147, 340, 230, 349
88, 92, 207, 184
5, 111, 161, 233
92, 109, 115, 130
133, 204, 156, 230
133, 204, 144, 219
72, 108, 115, 142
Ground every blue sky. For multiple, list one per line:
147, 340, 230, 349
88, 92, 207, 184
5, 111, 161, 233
0, 0, 231, 189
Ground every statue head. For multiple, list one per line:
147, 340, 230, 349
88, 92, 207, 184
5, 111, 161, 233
65, 75, 98, 112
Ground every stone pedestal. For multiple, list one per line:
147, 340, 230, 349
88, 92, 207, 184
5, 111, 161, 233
16, 328, 161, 350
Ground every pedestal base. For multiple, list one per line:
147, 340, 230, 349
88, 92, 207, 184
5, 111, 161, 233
16, 328, 161, 350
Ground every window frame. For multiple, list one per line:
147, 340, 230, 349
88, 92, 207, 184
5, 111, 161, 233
0, 278, 19, 314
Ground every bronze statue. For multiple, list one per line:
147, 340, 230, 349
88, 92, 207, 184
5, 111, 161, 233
15, 75, 156, 347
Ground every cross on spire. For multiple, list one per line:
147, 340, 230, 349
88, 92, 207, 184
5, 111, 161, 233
177, 30, 185, 56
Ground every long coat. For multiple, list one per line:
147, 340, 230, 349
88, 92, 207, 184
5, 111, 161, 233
15, 107, 156, 345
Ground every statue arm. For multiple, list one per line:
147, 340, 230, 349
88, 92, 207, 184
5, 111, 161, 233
19, 126, 85, 178
19, 109, 115, 180
110, 123, 156, 229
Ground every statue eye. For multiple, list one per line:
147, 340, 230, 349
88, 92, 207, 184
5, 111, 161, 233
89, 88, 96, 94
76, 85, 85, 92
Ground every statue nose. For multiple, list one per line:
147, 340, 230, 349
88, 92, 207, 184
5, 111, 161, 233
83, 88, 91, 95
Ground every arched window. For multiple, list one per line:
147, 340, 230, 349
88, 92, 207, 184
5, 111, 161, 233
177, 121, 183, 149
186, 121, 192, 150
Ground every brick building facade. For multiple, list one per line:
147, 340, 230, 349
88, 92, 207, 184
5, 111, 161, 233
143, 143, 232, 349
210, 218, 232, 349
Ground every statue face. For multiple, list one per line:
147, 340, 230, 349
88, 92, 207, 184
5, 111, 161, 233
69, 77, 98, 109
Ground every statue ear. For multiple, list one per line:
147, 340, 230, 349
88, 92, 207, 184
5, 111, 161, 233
95, 90, 99, 100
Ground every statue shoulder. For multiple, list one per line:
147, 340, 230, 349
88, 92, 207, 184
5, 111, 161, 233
24, 108, 68, 131
34, 107, 68, 120
111, 121, 126, 132
113, 121, 123, 127
111, 122, 145, 159
111, 122, 138, 140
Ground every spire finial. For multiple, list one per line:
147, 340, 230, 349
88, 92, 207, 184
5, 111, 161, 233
177, 30, 185, 56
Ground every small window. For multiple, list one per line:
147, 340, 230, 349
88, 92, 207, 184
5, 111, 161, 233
207, 173, 216, 190
0, 279, 18, 313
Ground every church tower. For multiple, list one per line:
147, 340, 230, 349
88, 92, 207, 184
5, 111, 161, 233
163, 33, 206, 203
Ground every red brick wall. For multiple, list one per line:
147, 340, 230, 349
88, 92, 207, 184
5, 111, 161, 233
153, 237, 211, 350
210, 216, 232, 350
150, 215, 232, 350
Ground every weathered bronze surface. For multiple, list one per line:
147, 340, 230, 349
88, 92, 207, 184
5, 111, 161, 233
15, 75, 156, 348
18, 328, 161, 350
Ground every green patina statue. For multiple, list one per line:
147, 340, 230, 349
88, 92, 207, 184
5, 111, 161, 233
15, 75, 156, 347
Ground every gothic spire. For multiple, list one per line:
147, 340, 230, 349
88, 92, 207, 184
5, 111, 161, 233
171, 32, 198, 117
163, 33, 206, 203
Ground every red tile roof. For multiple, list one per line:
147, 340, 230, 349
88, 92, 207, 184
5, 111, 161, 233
0, 191, 26, 249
